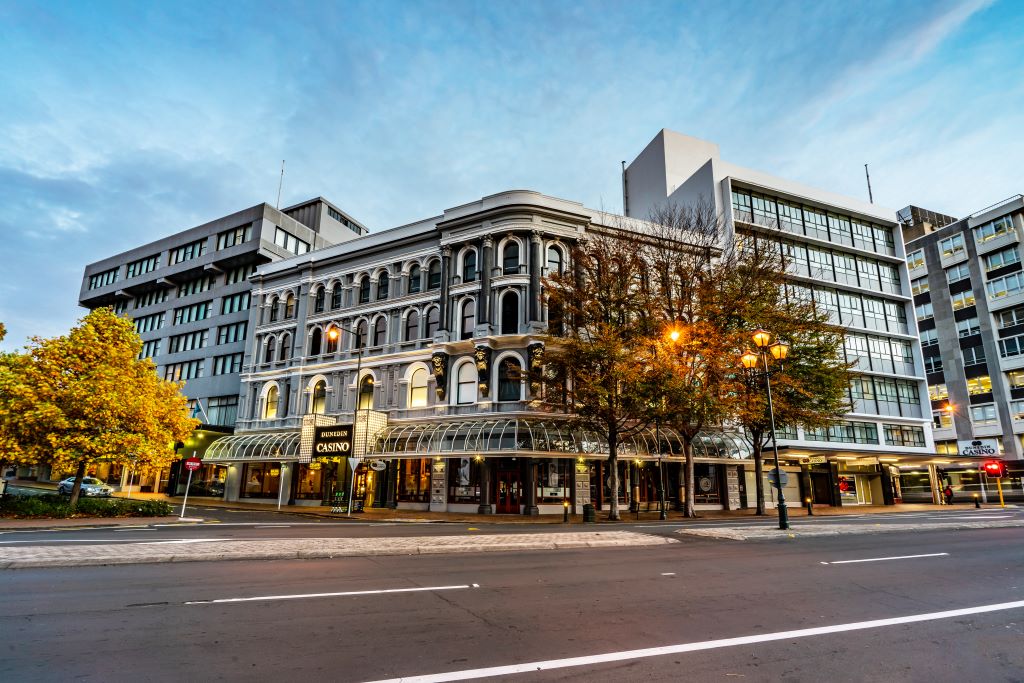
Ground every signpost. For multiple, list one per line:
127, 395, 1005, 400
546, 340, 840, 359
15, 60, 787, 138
180, 454, 201, 519
767, 469, 789, 488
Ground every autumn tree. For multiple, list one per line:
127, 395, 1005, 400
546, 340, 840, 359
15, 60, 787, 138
10, 308, 198, 506
0, 323, 38, 478
543, 226, 659, 520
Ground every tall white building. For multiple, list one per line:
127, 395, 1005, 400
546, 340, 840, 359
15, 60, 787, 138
624, 130, 939, 506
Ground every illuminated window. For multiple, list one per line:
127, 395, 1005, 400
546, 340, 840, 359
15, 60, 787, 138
928, 383, 948, 401
911, 276, 929, 295
966, 376, 991, 395
409, 368, 428, 408
264, 385, 278, 419
950, 290, 975, 311
311, 381, 327, 414
907, 249, 925, 270
939, 234, 965, 258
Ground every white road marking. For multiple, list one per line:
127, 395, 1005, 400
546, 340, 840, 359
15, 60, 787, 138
113, 527, 157, 531
944, 515, 1013, 520
254, 525, 292, 528
136, 538, 227, 545
186, 584, 478, 605
367, 599, 1024, 682
661, 572, 676, 576
0, 537, 226, 545
821, 552, 949, 565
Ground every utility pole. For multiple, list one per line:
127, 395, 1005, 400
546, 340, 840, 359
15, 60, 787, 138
864, 164, 874, 204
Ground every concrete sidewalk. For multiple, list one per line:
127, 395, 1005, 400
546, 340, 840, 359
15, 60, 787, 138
680, 518, 1024, 541
0, 531, 677, 569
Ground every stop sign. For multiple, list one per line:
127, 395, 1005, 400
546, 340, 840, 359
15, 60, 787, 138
184, 457, 202, 472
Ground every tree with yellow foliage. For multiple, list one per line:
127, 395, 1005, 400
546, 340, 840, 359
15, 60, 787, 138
3, 309, 197, 506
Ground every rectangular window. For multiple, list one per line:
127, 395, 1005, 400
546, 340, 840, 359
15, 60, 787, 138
884, 424, 926, 448
875, 225, 896, 256
225, 264, 257, 284
998, 306, 1024, 328
911, 276, 930, 296
168, 239, 207, 265
750, 193, 778, 227
946, 262, 971, 284
844, 334, 869, 369
987, 272, 1024, 299
1012, 400, 1024, 422
884, 300, 908, 334
139, 339, 161, 359
162, 359, 204, 382
113, 300, 129, 314
833, 254, 858, 286
923, 355, 943, 373
1008, 370, 1024, 389
221, 292, 251, 315
212, 352, 243, 375
216, 224, 252, 250
962, 345, 986, 366
804, 209, 829, 240
974, 216, 1014, 243
1000, 334, 1024, 358
907, 249, 925, 270
985, 246, 1020, 271
928, 383, 948, 401
731, 190, 752, 223
939, 233, 965, 258
933, 410, 953, 429
177, 276, 216, 298
133, 312, 165, 334
893, 339, 915, 375
133, 289, 168, 309
951, 290, 976, 310
920, 328, 938, 347
970, 403, 997, 426
957, 317, 980, 337
166, 330, 208, 354
88, 268, 119, 290
966, 375, 991, 395
851, 220, 874, 251
827, 214, 852, 245
207, 396, 239, 426
806, 420, 878, 444
217, 321, 247, 345
915, 302, 933, 321
125, 254, 160, 279
879, 263, 900, 294
840, 293, 865, 327
173, 301, 211, 325
863, 298, 887, 331
808, 247, 834, 279
273, 227, 311, 255
778, 201, 804, 234
857, 258, 881, 290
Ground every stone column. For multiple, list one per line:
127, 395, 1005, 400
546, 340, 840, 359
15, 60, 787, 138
478, 459, 493, 514
439, 246, 452, 331
528, 231, 542, 323
481, 236, 493, 325
524, 459, 539, 516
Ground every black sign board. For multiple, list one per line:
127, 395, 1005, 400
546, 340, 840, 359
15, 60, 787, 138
313, 425, 353, 455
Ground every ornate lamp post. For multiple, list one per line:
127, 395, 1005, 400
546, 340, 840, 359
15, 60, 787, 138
740, 329, 791, 531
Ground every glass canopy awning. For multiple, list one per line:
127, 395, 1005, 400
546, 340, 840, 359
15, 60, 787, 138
205, 431, 301, 462
369, 418, 751, 461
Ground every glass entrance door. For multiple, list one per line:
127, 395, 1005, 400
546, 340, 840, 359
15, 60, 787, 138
495, 469, 521, 514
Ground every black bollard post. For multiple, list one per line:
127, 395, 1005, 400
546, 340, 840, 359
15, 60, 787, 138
974, 494, 981, 509
563, 499, 570, 523
805, 497, 814, 516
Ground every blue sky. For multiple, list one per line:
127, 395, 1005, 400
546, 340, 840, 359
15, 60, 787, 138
1, 0, 1021, 348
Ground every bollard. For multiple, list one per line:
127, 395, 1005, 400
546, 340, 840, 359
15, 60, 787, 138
974, 494, 981, 509
563, 499, 570, 523
805, 497, 813, 516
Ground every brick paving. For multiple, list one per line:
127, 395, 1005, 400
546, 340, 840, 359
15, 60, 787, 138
0, 531, 677, 569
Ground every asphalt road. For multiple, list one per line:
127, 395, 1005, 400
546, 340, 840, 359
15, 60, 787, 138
3, 523, 1024, 681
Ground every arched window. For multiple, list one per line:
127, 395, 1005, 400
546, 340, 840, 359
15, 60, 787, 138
264, 336, 276, 364
309, 328, 322, 356
310, 380, 327, 414
325, 326, 339, 354
498, 358, 522, 402
264, 385, 278, 419
501, 291, 519, 335
462, 250, 477, 282
358, 375, 374, 410
355, 320, 368, 349
359, 277, 371, 304
331, 283, 342, 309
314, 287, 325, 313
285, 294, 296, 319
405, 310, 420, 341
548, 299, 564, 336
409, 368, 428, 408
456, 362, 476, 404
268, 297, 279, 322
279, 334, 290, 361
409, 264, 422, 294
460, 299, 475, 341
427, 260, 442, 290
372, 316, 387, 346
377, 272, 389, 300
547, 246, 563, 275
425, 307, 440, 338
502, 242, 520, 274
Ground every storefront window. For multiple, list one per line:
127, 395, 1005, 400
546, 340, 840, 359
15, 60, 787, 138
295, 464, 323, 500
447, 457, 480, 502
538, 459, 570, 503
242, 463, 281, 498
398, 458, 431, 502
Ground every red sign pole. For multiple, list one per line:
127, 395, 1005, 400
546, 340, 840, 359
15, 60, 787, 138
180, 453, 200, 519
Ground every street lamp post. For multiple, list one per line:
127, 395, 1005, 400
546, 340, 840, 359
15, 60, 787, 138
741, 329, 791, 531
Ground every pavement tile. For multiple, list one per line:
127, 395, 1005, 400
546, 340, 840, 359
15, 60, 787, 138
678, 519, 1024, 540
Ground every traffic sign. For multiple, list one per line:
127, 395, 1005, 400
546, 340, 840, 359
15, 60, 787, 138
184, 457, 202, 472
767, 470, 789, 488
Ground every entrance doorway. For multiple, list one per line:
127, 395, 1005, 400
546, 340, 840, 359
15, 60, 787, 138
495, 468, 521, 514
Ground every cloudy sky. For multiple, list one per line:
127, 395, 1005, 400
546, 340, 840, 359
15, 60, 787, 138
1, 0, 1021, 348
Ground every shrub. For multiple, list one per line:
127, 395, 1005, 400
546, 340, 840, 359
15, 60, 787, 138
0, 494, 173, 518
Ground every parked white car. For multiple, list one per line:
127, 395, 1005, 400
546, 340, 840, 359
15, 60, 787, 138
57, 477, 113, 497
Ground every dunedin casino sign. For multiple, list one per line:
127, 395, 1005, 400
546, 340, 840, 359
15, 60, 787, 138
313, 425, 353, 455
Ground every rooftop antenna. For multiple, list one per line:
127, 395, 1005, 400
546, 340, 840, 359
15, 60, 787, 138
276, 160, 286, 209
864, 163, 874, 204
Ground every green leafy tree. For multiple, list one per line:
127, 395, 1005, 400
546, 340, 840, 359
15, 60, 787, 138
12, 309, 198, 506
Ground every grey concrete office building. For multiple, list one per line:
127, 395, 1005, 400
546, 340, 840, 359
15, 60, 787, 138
902, 194, 1024, 469
77, 197, 367, 493
624, 130, 938, 507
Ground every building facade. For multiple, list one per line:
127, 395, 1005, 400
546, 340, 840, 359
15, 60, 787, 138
75, 197, 366, 493
624, 130, 937, 507
207, 190, 755, 513
900, 195, 1024, 499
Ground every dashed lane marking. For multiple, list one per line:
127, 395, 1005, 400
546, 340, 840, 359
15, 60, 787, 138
185, 583, 479, 605
820, 552, 949, 565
